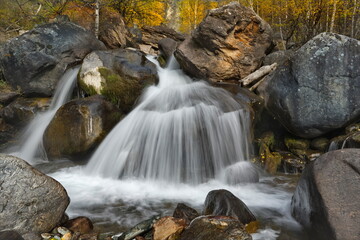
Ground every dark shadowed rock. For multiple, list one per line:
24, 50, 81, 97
78, 49, 158, 112
0, 154, 69, 239
158, 38, 178, 64
43, 95, 122, 160
0, 97, 51, 127
173, 203, 200, 225
175, 2, 272, 83
179, 216, 252, 240
291, 149, 360, 240
258, 33, 360, 138
203, 189, 256, 225
0, 22, 106, 96
64, 216, 94, 234
0, 230, 25, 240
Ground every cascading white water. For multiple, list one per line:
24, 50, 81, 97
85, 58, 253, 184
12, 66, 80, 164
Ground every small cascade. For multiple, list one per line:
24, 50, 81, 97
12, 66, 80, 164
85, 58, 253, 184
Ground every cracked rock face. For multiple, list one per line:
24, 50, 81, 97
291, 149, 360, 240
258, 32, 360, 138
0, 22, 105, 97
174, 2, 273, 83
0, 154, 69, 239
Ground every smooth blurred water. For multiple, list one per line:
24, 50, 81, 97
85, 57, 253, 184
9, 66, 80, 164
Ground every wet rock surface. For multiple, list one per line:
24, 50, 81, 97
291, 149, 360, 240
203, 189, 256, 225
0, 22, 105, 96
78, 49, 158, 112
175, 2, 272, 83
0, 154, 69, 239
43, 95, 122, 160
259, 32, 360, 138
179, 216, 252, 240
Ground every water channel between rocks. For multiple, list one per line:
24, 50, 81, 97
12, 57, 309, 240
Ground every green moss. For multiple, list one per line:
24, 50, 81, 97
285, 137, 310, 151
98, 67, 143, 112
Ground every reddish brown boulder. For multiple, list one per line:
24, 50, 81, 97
175, 2, 272, 83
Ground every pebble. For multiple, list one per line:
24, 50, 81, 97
41, 233, 52, 240
61, 232, 72, 240
58, 227, 71, 235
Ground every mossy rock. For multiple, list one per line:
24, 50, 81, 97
310, 137, 329, 151
78, 49, 158, 113
284, 137, 310, 151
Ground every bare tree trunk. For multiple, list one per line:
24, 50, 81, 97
330, 0, 337, 32
351, 0, 358, 37
95, 0, 100, 39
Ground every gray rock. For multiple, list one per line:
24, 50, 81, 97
258, 32, 360, 138
0, 154, 69, 239
175, 2, 272, 83
203, 189, 256, 225
0, 22, 106, 97
78, 49, 158, 113
43, 95, 122, 160
291, 149, 360, 240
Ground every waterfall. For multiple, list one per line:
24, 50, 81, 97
12, 66, 80, 164
85, 58, 253, 184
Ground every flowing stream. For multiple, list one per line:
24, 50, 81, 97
10, 66, 80, 164
14, 58, 306, 239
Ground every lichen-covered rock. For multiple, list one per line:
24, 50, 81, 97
175, 2, 272, 83
43, 95, 122, 160
78, 49, 158, 112
179, 216, 252, 240
0, 154, 69, 240
258, 33, 360, 138
0, 22, 106, 96
291, 149, 360, 240
203, 189, 256, 225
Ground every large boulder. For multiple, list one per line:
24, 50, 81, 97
78, 49, 158, 112
175, 2, 272, 83
141, 25, 186, 49
258, 33, 360, 138
203, 189, 256, 225
0, 22, 106, 96
99, 14, 135, 49
43, 95, 122, 160
179, 216, 252, 240
0, 154, 69, 239
291, 149, 360, 240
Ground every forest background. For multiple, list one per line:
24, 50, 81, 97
0, 0, 359, 48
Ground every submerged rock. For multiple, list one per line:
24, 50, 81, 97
291, 149, 360, 240
203, 189, 256, 225
178, 216, 252, 240
43, 95, 122, 160
78, 49, 158, 112
175, 2, 272, 83
258, 32, 360, 138
0, 22, 105, 96
0, 154, 69, 239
